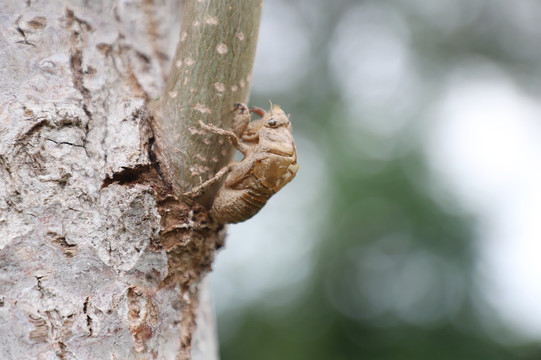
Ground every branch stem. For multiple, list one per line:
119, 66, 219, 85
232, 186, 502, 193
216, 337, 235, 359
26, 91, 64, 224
153, 0, 263, 204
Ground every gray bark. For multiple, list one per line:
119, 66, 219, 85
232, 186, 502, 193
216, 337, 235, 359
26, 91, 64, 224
0, 1, 219, 359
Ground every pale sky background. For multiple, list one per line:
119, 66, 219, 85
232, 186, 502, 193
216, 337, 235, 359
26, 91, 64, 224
427, 69, 541, 342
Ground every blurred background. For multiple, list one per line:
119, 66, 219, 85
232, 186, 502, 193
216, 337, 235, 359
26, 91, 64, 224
210, 0, 541, 358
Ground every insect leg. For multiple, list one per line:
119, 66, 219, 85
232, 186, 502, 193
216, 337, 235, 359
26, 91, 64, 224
198, 120, 251, 155
249, 106, 265, 117
183, 162, 236, 197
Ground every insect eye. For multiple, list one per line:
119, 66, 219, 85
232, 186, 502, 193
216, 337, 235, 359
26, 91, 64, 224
267, 118, 278, 127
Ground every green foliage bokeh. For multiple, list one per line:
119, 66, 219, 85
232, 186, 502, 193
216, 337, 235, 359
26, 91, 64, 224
216, 0, 541, 358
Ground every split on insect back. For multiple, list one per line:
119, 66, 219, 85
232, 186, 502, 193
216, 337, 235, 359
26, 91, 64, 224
185, 102, 299, 224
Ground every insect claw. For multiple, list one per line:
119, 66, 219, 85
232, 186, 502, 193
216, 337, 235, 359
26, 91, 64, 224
232, 103, 248, 113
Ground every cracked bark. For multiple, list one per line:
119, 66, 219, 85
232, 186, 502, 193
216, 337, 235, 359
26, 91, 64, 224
0, 0, 261, 359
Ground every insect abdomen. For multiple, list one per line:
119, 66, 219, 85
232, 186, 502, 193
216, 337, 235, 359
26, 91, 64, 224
210, 184, 274, 224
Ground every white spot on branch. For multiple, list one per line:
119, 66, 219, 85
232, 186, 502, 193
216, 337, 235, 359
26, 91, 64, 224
231, 85, 238, 92
180, 32, 187, 42
168, 91, 178, 98
185, 58, 195, 66
216, 43, 228, 55
193, 20, 200, 27
214, 83, 225, 92
194, 104, 211, 114
236, 32, 245, 41
175, 60, 182, 68
205, 16, 218, 25
189, 165, 209, 176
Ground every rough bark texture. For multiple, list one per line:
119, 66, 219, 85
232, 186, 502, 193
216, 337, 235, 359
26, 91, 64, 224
0, 0, 245, 359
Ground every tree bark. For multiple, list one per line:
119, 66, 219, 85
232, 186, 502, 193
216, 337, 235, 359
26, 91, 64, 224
0, 0, 261, 359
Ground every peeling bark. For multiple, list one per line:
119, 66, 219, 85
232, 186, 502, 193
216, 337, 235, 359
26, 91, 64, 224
0, 1, 228, 359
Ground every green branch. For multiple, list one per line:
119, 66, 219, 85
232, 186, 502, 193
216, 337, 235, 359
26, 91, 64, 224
153, 0, 263, 204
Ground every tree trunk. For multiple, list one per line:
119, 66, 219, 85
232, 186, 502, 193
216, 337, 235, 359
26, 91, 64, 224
0, 0, 261, 359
